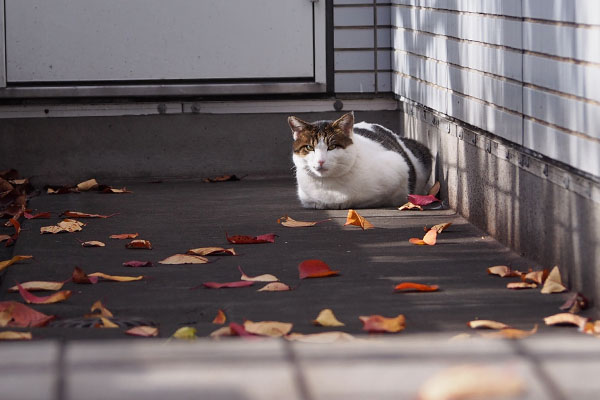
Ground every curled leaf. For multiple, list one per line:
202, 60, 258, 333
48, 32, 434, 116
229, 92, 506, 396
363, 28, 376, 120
278, 215, 330, 228
479, 325, 538, 339
159, 254, 209, 265
72, 266, 99, 284
110, 233, 139, 240
429, 222, 452, 234
0, 301, 55, 327
298, 259, 340, 279
16, 283, 72, 304
541, 266, 567, 294
81, 240, 106, 248
0, 255, 33, 272
506, 282, 537, 290
257, 282, 291, 292
76, 178, 99, 191
202, 281, 254, 289
487, 265, 522, 278
91, 300, 114, 318
407, 194, 439, 206
344, 209, 374, 230
125, 326, 158, 337
359, 314, 406, 333
312, 308, 345, 327
123, 260, 153, 268
212, 309, 227, 325
8, 280, 65, 292
62, 210, 117, 219
210, 326, 234, 339
24, 211, 51, 219
560, 292, 589, 313
243, 320, 293, 337
238, 266, 278, 282
226, 233, 277, 244
171, 326, 197, 340
410, 229, 437, 246
187, 247, 236, 256
398, 202, 423, 211
126, 239, 153, 250
97, 317, 119, 329
544, 313, 588, 328
394, 282, 439, 292
88, 272, 144, 282
467, 320, 511, 330
0, 331, 32, 340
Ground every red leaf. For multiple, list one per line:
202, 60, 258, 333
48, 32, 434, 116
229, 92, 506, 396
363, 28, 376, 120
16, 283, 72, 304
126, 239, 153, 249
202, 281, 255, 289
298, 259, 340, 279
394, 282, 439, 292
72, 266, 99, 284
226, 233, 277, 244
110, 233, 139, 240
0, 301, 55, 327
61, 210, 118, 218
229, 322, 256, 337
407, 194, 440, 206
24, 211, 51, 219
122, 260, 153, 268
212, 309, 227, 325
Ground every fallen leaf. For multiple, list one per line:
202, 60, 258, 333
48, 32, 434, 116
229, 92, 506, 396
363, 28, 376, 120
62, 210, 117, 218
110, 233, 139, 240
277, 215, 330, 227
523, 269, 549, 285
467, 320, 511, 330
359, 314, 406, 333
187, 247, 237, 256
40, 219, 85, 234
409, 238, 427, 245
238, 266, 278, 282
544, 313, 588, 328
171, 326, 197, 340
3, 218, 21, 246
88, 272, 144, 282
312, 308, 345, 327
72, 266, 99, 284
209, 326, 234, 339
125, 326, 158, 337
8, 280, 66, 292
24, 211, 52, 219
398, 202, 423, 211
407, 194, 440, 206
409, 229, 437, 246
0, 331, 32, 340
202, 281, 255, 289
226, 233, 277, 244
122, 260, 153, 268
16, 283, 72, 304
99, 185, 132, 194
97, 317, 119, 328
479, 325, 538, 339
203, 174, 241, 183
487, 265, 522, 278
47, 185, 79, 195
0, 301, 55, 327
285, 331, 356, 343
77, 178, 99, 191
581, 321, 600, 336
418, 364, 525, 400
344, 209, 374, 230
257, 282, 291, 292
126, 239, 153, 249
541, 266, 567, 294
506, 282, 538, 290
229, 322, 255, 338
212, 309, 227, 325
298, 259, 340, 279
428, 222, 452, 234
91, 300, 114, 318
0, 309, 12, 327
159, 254, 209, 265
394, 282, 439, 292
428, 181, 441, 197
560, 292, 589, 313
81, 240, 106, 248
0, 255, 33, 272
243, 320, 293, 337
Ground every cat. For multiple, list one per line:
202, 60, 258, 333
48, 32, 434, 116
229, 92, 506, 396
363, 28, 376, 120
287, 112, 432, 209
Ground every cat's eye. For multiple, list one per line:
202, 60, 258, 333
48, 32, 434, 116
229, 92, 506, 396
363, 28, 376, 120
328, 144, 338, 151
304, 145, 314, 152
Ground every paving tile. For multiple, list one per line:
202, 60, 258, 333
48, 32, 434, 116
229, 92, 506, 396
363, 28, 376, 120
0, 341, 60, 400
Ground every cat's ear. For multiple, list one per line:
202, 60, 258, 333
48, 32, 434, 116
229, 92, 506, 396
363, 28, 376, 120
288, 116, 310, 140
332, 112, 354, 137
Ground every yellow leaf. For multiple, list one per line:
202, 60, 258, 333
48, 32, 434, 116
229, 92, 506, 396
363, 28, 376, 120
0, 331, 32, 340
88, 272, 144, 282
187, 247, 236, 256
91, 300, 114, 318
81, 240, 105, 247
398, 202, 423, 211
278, 215, 329, 227
172, 326, 197, 340
479, 325, 538, 340
98, 317, 119, 328
8, 280, 65, 292
158, 254, 209, 265
243, 320, 293, 337
344, 209, 374, 230
76, 178, 99, 191
467, 320, 511, 330
429, 222, 452, 234
541, 266, 567, 294
0, 255, 33, 272
544, 313, 588, 328
312, 308, 345, 327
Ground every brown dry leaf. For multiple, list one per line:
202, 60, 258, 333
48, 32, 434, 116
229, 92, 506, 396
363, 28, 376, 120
429, 222, 452, 234
541, 266, 567, 294
257, 282, 291, 292
428, 181, 441, 197
410, 229, 437, 246
277, 215, 330, 228
110, 233, 139, 240
560, 292, 589, 313
0, 331, 32, 341
544, 313, 588, 328
418, 364, 525, 400
40, 219, 85, 234
398, 202, 423, 211
344, 209, 374, 230
0, 255, 33, 272
187, 247, 236, 256
243, 320, 293, 337
159, 254, 209, 265
523, 269, 549, 285
507, 282, 538, 290
126, 239, 153, 249
238, 266, 278, 282
285, 331, 356, 343
467, 320, 511, 330
359, 314, 406, 333
91, 300, 114, 318
17, 284, 72, 304
0, 301, 55, 327
212, 309, 227, 325
81, 240, 106, 248
209, 326, 234, 339
581, 321, 600, 336
77, 178, 99, 191
88, 272, 143, 282
125, 326, 158, 337
8, 280, 65, 292
487, 265, 522, 278
97, 317, 119, 328
312, 308, 345, 327
62, 211, 117, 219
480, 325, 538, 339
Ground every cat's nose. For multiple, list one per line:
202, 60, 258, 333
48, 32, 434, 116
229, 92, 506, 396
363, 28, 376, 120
318, 160, 325, 167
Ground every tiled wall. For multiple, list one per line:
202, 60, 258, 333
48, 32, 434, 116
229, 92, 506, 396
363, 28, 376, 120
333, 1, 392, 93
388, 0, 600, 177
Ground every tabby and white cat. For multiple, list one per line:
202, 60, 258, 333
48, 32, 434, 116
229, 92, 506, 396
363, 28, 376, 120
288, 112, 432, 209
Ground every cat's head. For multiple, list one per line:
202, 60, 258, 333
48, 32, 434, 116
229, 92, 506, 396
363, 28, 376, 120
287, 112, 356, 178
